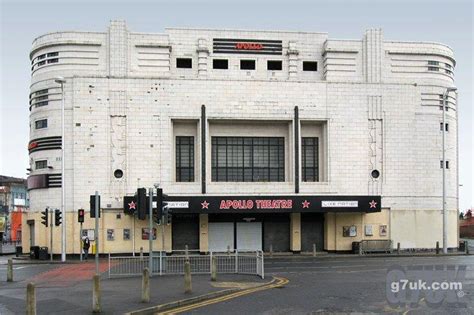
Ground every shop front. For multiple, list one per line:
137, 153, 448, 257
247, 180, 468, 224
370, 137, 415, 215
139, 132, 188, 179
162, 195, 382, 253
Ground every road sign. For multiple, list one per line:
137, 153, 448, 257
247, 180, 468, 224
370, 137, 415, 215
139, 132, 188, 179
165, 201, 189, 208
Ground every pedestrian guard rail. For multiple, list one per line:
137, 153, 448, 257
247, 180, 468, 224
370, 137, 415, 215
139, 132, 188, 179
359, 239, 392, 254
108, 250, 264, 279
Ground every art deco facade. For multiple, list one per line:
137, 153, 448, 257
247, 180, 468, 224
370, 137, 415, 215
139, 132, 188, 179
23, 21, 458, 254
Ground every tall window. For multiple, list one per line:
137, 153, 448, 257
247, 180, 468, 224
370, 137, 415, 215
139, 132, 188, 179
176, 136, 194, 182
212, 137, 284, 182
302, 137, 319, 182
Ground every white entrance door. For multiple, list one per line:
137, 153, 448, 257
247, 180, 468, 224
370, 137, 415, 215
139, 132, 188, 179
208, 222, 234, 252
236, 222, 262, 251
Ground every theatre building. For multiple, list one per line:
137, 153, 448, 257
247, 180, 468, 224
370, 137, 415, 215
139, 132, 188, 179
23, 21, 459, 255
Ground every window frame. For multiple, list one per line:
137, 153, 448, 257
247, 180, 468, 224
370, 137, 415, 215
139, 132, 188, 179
303, 61, 318, 72
213, 59, 228, 69
211, 136, 285, 182
302, 137, 319, 182
175, 136, 195, 182
35, 119, 48, 129
240, 59, 256, 70
176, 58, 193, 69
35, 160, 48, 170
267, 60, 282, 71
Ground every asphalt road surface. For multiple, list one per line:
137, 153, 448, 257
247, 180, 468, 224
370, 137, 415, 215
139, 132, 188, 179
184, 255, 474, 315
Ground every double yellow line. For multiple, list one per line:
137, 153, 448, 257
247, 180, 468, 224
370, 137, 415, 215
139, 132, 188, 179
158, 277, 289, 314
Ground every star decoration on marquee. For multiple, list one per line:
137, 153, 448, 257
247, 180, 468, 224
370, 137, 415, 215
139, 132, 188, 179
201, 200, 210, 209
128, 201, 136, 210
302, 200, 310, 208
369, 200, 377, 208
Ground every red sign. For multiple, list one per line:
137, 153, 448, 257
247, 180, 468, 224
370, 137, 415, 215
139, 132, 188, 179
219, 199, 292, 210
28, 142, 38, 150
235, 42, 263, 50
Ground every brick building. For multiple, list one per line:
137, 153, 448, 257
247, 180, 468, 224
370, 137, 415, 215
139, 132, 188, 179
23, 20, 458, 254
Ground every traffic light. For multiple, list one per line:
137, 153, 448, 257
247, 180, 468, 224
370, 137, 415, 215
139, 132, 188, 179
54, 209, 62, 226
90, 195, 101, 218
41, 208, 49, 227
78, 209, 85, 223
153, 188, 163, 224
137, 188, 147, 220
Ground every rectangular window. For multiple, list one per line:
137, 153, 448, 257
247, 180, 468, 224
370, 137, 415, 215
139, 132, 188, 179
303, 61, 318, 71
176, 58, 192, 68
440, 123, 449, 131
240, 60, 255, 70
37, 61, 46, 66
35, 119, 47, 129
446, 161, 449, 169
47, 52, 58, 57
428, 60, 439, 65
176, 136, 194, 182
267, 60, 282, 71
428, 66, 439, 71
47, 58, 59, 64
211, 137, 284, 182
35, 160, 47, 169
213, 59, 228, 69
302, 137, 319, 182
37, 54, 46, 60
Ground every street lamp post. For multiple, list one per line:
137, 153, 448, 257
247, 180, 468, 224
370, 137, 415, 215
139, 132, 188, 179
55, 76, 66, 262
442, 87, 457, 254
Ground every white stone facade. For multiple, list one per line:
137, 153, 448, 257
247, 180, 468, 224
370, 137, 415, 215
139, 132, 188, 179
25, 20, 458, 252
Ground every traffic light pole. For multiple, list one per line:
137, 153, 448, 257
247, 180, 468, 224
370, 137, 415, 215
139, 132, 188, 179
94, 191, 99, 275
80, 222, 83, 262
148, 187, 153, 275
50, 208, 53, 262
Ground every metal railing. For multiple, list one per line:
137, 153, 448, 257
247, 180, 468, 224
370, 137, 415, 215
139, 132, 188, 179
108, 250, 264, 279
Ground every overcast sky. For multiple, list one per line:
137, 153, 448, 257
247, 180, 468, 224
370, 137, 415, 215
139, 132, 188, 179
0, 0, 472, 210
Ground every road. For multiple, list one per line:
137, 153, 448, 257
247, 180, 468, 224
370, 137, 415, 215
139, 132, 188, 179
184, 255, 474, 315
1, 254, 473, 314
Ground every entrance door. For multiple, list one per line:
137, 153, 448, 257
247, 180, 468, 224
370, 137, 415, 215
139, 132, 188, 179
172, 214, 199, 251
208, 222, 234, 252
263, 215, 290, 252
236, 222, 262, 251
301, 213, 324, 252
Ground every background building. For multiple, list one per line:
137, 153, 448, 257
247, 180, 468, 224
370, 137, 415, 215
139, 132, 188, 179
23, 20, 458, 255
0, 175, 28, 242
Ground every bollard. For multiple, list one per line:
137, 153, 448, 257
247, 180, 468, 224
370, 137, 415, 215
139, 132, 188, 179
211, 256, 217, 282
436, 241, 440, 254
140, 247, 144, 259
7, 259, 13, 282
185, 244, 189, 261
227, 245, 231, 255
269, 244, 273, 258
312, 244, 316, 257
397, 242, 400, 255
92, 274, 101, 313
466, 240, 470, 255
184, 261, 192, 293
26, 282, 36, 315
142, 268, 150, 303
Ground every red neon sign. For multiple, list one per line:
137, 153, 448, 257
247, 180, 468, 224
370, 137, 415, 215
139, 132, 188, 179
28, 142, 38, 150
235, 42, 263, 50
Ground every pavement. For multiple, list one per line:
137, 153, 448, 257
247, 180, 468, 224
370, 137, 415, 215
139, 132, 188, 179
0, 256, 266, 315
